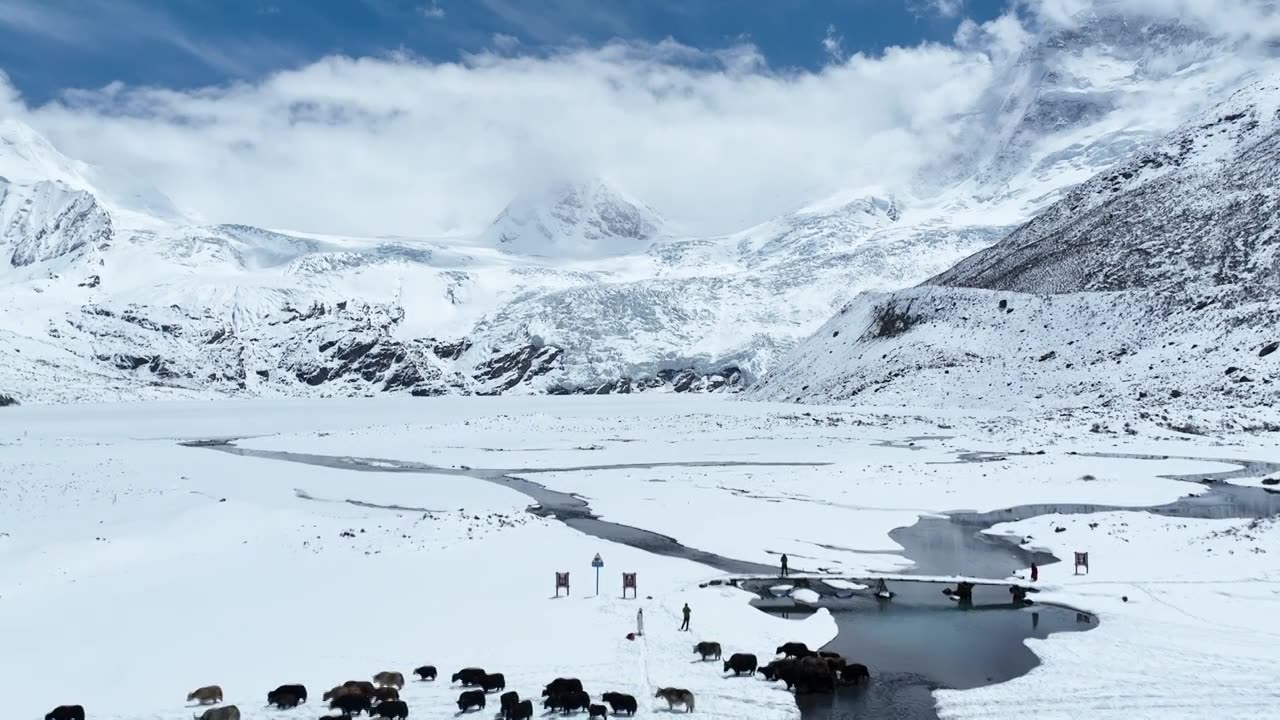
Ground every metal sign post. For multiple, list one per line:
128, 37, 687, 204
555, 572, 570, 597
592, 553, 604, 595
622, 572, 637, 599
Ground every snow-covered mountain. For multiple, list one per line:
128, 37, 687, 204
750, 75, 1280, 417
482, 179, 663, 258
2, 10, 1277, 405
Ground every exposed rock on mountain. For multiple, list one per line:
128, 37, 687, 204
751, 76, 1280, 414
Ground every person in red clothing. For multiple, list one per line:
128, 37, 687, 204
1030, 562, 1039, 582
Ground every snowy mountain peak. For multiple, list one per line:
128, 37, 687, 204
0, 117, 93, 188
0, 116, 184, 223
483, 177, 663, 258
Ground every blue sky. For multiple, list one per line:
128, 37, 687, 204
0, 0, 1008, 103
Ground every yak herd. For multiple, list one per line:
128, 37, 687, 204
693, 640, 871, 695
43, 639, 868, 719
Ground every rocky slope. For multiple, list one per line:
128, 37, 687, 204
749, 76, 1280, 418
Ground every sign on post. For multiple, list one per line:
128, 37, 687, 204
1074, 552, 1089, 575
592, 553, 604, 596
555, 571, 570, 597
622, 572, 637, 599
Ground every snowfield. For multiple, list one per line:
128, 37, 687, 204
2, 396, 1279, 719
939, 511, 1280, 719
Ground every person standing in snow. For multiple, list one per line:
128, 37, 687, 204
1030, 562, 1039, 582
637, 608, 644, 637
780, 554, 789, 577
679, 603, 691, 631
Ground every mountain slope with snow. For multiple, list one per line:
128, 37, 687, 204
2, 11, 1277, 405
750, 75, 1280, 419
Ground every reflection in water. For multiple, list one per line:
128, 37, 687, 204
774, 598, 1090, 720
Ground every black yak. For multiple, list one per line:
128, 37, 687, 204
601, 692, 637, 716
46, 707, 85, 720
452, 668, 487, 686
329, 693, 372, 716
343, 680, 376, 696
758, 659, 793, 681
554, 690, 590, 714
776, 642, 812, 658
589, 704, 609, 718
270, 683, 307, 703
723, 652, 758, 676
842, 663, 871, 684
542, 678, 583, 697
507, 699, 534, 720
457, 689, 486, 713
370, 699, 408, 719
480, 672, 506, 692
413, 665, 437, 681
370, 686, 400, 703
266, 691, 300, 709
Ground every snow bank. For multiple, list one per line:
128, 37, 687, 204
935, 511, 1280, 719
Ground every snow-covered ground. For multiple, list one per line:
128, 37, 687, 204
2, 395, 1278, 719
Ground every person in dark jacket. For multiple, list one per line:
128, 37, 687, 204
679, 603, 691, 631
1031, 562, 1039, 582
781, 554, 789, 577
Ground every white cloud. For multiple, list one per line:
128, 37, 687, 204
490, 33, 521, 52
915, 0, 967, 17
1, 0, 1277, 238
8, 39, 997, 237
420, 1, 446, 20
822, 24, 845, 62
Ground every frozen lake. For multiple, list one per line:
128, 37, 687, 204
2, 396, 1278, 720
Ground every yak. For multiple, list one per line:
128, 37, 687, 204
457, 689, 486, 713
270, 684, 307, 704
369, 700, 408, 719
373, 671, 405, 689
723, 652, 758, 676
329, 693, 372, 716
46, 707, 85, 720
452, 667, 487, 686
841, 663, 871, 684
371, 686, 400, 703
542, 678, 583, 697
194, 706, 239, 720
266, 691, 301, 709
187, 686, 222, 705
693, 640, 722, 660
776, 642, 812, 658
654, 688, 695, 713
600, 692, 637, 716
413, 665, 437, 681
480, 672, 506, 692
507, 699, 534, 720
546, 690, 590, 714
